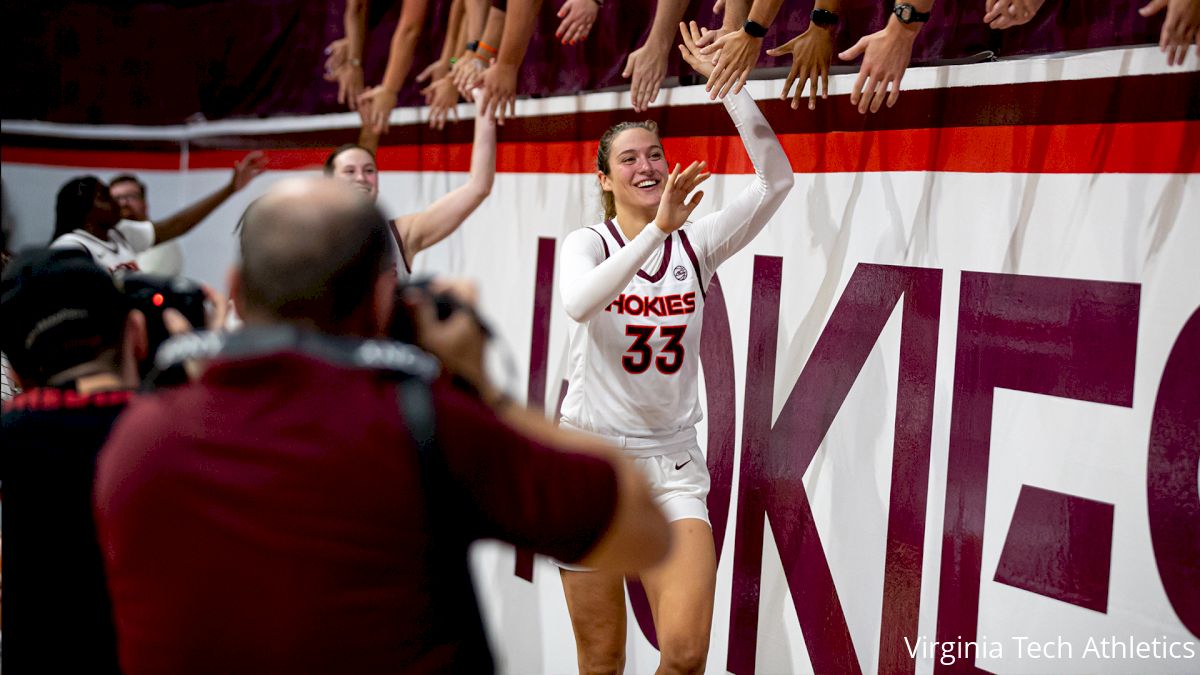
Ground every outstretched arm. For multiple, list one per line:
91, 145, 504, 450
622, 0, 690, 112
394, 113, 497, 263
359, 0, 434, 134
679, 21, 793, 276
324, 0, 369, 110
154, 152, 268, 244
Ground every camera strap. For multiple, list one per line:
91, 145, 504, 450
154, 325, 441, 381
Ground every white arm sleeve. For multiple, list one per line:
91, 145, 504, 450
559, 224, 668, 323
686, 88, 795, 280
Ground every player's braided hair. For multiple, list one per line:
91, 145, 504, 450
596, 120, 660, 220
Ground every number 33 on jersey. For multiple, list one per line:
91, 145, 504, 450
561, 221, 709, 437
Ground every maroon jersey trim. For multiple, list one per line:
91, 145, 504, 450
604, 219, 672, 283
5, 387, 133, 412
587, 226, 610, 260
677, 229, 706, 299
388, 218, 413, 274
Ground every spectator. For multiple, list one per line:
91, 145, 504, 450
51, 153, 266, 273
358, 0, 436, 134
984, 0, 1047, 30
94, 177, 670, 674
0, 248, 150, 674
109, 174, 182, 275
766, 0, 841, 110
698, 0, 788, 100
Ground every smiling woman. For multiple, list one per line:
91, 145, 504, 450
552, 21, 796, 675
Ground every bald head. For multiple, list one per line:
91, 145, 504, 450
237, 177, 395, 333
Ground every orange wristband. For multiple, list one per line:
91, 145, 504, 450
477, 41, 498, 55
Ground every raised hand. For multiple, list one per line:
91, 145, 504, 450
478, 62, 519, 125
701, 28, 763, 100
766, 24, 834, 110
1140, 0, 1200, 66
231, 152, 268, 192
654, 161, 712, 234
358, 86, 401, 134
839, 20, 918, 114
422, 76, 461, 130
678, 21, 716, 80
556, 0, 600, 45
623, 42, 670, 112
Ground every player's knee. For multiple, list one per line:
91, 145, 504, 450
658, 632, 709, 674
577, 645, 625, 675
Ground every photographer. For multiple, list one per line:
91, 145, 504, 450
93, 177, 670, 674
0, 248, 149, 674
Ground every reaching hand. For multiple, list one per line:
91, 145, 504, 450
333, 64, 365, 111
714, 0, 726, 15
654, 162, 712, 234
415, 59, 451, 87
323, 38, 351, 76
556, 0, 600, 45
422, 76, 461, 130
358, 86, 400, 134
1140, 0, 1200, 66
838, 21, 919, 114
623, 41, 670, 112
694, 25, 735, 49
767, 24, 834, 110
701, 28, 763, 100
231, 151, 268, 192
478, 62, 519, 125
452, 53, 487, 99
983, 0, 1046, 30
678, 21, 717, 80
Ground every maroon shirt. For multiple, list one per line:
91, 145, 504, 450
95, 351, 618, 674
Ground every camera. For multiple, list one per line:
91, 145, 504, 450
115, 272, 207, 384
389, 278, 491, 345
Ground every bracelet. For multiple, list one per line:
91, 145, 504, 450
472, 52, 491, 63
477, 40, 498, 55
349, 57, 362, 67
743, 20, 768, 38
466, 40, 479, 52
449, 56, 458, 65
810, 8, 839, 28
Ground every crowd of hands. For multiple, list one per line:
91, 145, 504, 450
322, 0, 1199, 133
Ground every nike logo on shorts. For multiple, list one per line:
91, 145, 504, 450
675, 459, 693, 470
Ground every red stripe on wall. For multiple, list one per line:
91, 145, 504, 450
1, 146, 180, 170
6, 121, 1199, 174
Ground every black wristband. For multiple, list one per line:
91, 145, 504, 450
466, 40, 480, 52
892, 3, 931, 24
810, 8, 839, 28
743, 20, 768, 38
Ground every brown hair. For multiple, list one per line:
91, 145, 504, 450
595, 120, 659, 220
323, 144, 376, 176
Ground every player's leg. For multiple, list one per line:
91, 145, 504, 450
561, 567, 628, 675
640, 516, 717, 675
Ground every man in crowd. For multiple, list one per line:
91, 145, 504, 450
94, 177, 671, 674
1, 248, 153, 674
50, 151, 266, 273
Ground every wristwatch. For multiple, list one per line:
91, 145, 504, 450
743, 19, 768, 38
810, 8, 839, 28
893, 3, 931, 24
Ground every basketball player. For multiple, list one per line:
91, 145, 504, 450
323, 109, 495, 282
555, 22, 794, 674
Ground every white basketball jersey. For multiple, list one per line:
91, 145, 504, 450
51, 219, 156, 274
561, 221, 709, 438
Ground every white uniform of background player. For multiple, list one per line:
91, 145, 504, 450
555, 27, 794, 672
51, 219, 155, 273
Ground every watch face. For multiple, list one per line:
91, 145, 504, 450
896, 4, 913, 22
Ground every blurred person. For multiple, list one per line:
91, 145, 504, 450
322, 107, 496, 282
108, 174, 186, 275
983, 0, 1047, 30
94, 177, 671, 674
0, 248, 153, 674
451, 2, 507, 99
357, 0, 436, 134
556, 0, 601, 45
554, 24, 793, 674
51, 153, 266, 273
